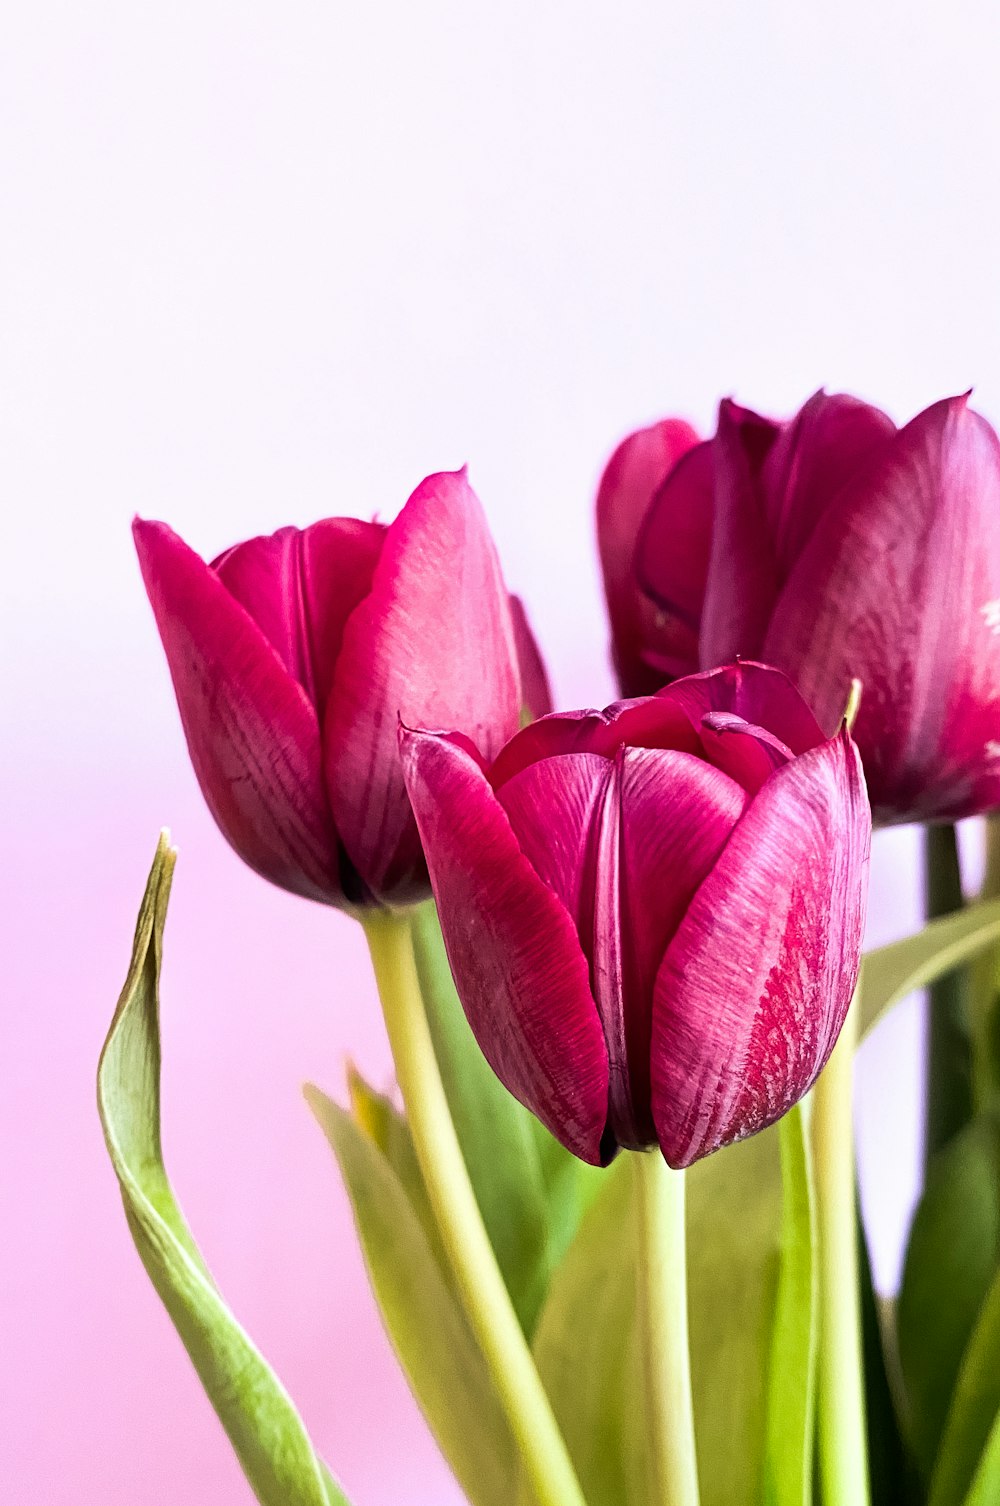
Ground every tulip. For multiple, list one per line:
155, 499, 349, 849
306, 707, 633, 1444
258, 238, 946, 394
595, 417, 702, 695
400, 661, 871, 1167
604, 391, 1000, 825
134, 469, 538, 911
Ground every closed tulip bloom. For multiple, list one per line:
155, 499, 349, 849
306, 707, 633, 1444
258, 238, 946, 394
400, 662, 870, 1167
595, 417, 702, 695
134, 470, 535, 911
607, 391, 1000, 824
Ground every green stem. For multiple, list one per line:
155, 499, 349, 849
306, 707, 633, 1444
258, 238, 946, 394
923, 824, 973, 1172
813, 988, 870, 1506
363, 908, 588, 1506
632, 1150, 700, 1506
971, 815, 1000, 1112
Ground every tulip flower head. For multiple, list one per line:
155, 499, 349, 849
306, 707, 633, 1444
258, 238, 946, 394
600, 392, 1000, 825
401, 662, 871, 1168
134, 470, 538, 912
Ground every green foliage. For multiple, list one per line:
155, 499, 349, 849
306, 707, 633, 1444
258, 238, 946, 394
307, 1083, 518, 1506
410, 901, 602, 1334
97, 835, 348, 1506
860, 900, 1000, 1041
899, 1116, 1000, 1483
765, 1105, 818, 1506
929, 1262, 1000, 1506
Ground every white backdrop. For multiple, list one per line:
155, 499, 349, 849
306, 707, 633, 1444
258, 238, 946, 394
2, 3, 998, 1502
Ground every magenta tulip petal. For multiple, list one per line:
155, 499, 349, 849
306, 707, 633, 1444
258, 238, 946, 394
609, 748, 747, 1147
214, 518, 384, 720
698, 400, 783, 666
495, 752, 610, 945
326, 471, 521, 902
509, 594, 554, 721
765, 395, 1000, 819
400, 728, 610, 1163
597, 418, 703, 694
133, 519, 343, 904
658, 661, 826, 754
697, 713, 795, 795
651, 730, 869, 1167
489, 697, 703, 791
635, 439, 714, 629
760, 390, 895, 571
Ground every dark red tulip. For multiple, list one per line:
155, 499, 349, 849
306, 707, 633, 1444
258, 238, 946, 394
134, 470, 537, 910
400, 662, 871, 1168
602, 391, 1000, 824
595, 418, 702, 695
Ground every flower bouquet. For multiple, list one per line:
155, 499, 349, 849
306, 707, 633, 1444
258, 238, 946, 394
99, 390, 1000, 1506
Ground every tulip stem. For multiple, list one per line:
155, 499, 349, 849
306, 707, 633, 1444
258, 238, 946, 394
923, 823, 973, 1172
363, 908, 588, 1506
632, 1150, 700, 1506
813, 987, 869, 1506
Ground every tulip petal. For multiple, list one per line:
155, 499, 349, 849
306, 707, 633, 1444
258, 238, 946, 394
133, 519, 344, 904
760, 390, 894, 571
597, 419, 703, 694
658, 662, 826, 755
400, 728, 610, 1164
635, 438, 714, 630
509, 595, 554, 722
651, 730, 870, 1167
697, 712, 795, 795
698, 400, 783, 666
610, 748, 747, 1148
326, 471, 521, 903
765, 396, 1000, 821
214, 519, 385, 720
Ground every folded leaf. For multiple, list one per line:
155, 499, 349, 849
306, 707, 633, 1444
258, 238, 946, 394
764, 1104, 817, 1506
688, 1126, 784, 1506
411, 901, 602, 1334
307, 1083, 518, 1506
97, 834, 347, 1506
930, 1260, 1000, 1506
860, 900, 1000, 1039
525, 1156, 648, 1506
900, 1115, 1000, 1483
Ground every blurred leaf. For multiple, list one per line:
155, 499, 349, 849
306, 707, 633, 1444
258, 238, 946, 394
860, 1232, 920, 1506
860, 900, 1000, 1039
97, 835, 348, 1506
525, 1155, 648, 1506
929, 1260, 1000, 1506
900, 1115, 1000, 1483
764, 1105, 817, 1506
307, 1084, 518, 1506
411, 901, 601, 1334
962, 1410, 1000, 1505
688, 1126, 783, 1506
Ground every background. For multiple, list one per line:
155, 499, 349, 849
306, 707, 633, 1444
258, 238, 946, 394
2, 2, 998, 1501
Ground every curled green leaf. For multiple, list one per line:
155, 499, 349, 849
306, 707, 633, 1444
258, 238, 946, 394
97, 834, 347, 1506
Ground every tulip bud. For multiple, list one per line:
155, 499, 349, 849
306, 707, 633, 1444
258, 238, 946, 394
134, 470, 538, 911
603, 391, 1000, 824
400, 662, 871, 1167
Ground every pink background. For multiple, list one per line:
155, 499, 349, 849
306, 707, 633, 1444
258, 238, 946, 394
4, 2, 1000, 1502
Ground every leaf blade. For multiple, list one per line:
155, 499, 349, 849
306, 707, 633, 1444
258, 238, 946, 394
97, 835, 347, 1506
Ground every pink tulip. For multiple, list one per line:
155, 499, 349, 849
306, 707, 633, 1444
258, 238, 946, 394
603, 391, 1000, 824
134, 470, 538, 910
400, 662, 871, 1167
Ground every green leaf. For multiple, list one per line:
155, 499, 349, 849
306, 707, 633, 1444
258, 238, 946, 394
900, 1115, 1000, 1483
97, 835, 348, 1506
410, 901, 601, 1334
764, 1105, 817, 1506
930, 1260, 1000, 1506
688, 1126, 784, 1506
859, 900, 1000, 1040
306, 1083, 518, 1506
962, 1409, 1000, 1505
525, 1155, 648, 1506
859, 1235, 919, 1506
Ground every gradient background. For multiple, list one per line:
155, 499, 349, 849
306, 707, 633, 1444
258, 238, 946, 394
4, 2, 1000, 1502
